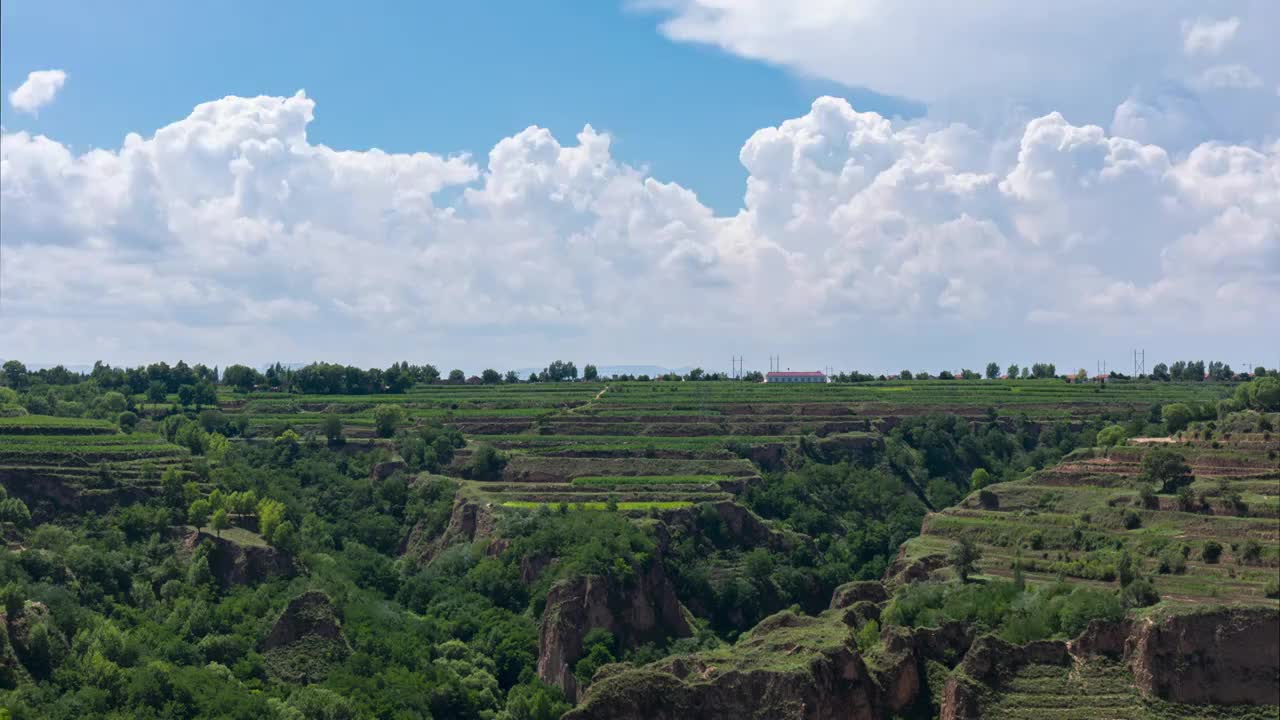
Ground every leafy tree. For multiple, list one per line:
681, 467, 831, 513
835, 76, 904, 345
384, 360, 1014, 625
188, 498, 212, 528
221, 364, 260, 392
1161, 403, 1192, 433
583, 364, 599, 381
322, 413, 344, 444
969, 468, 991, 490
466, 443, 509, 481
193, 380, 218, 408
481, 369, 502, 384
210, 508, 229, 538
573, 629, 616, 689
258, 498, 287, 543
0, 497, 31, 526
1096, 425, 1127, 447
448, 369, 466, 383
146, 380, 168, 404
374, 404, 407, 437
1006, 364, 1019, 379
504, 370, 520, 384
1142, 448, 1194, 493
985, 363, 1000, 380
118, 410, 139, 433
948, 537, 982, 583
177, 384, 196, 407
2, 360, 30, 390
1150, 363, 1170, 381
899, 370, 913, 380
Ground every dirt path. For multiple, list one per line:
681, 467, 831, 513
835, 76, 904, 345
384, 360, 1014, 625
567, 384, 610, 415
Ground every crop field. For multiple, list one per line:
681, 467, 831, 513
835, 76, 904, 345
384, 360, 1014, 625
903, 427, 1280, 606
194, 378, 1239, 516
0, 421, 191, 520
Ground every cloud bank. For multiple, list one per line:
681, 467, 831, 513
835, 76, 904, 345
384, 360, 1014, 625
7, 69, 67, 115
2, 87, 1276, 369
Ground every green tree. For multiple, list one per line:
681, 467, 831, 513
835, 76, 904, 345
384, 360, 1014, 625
466, 443, 509, 481
188, 498, 212, 528
1142, 447, 1194, 493
321, 413, 343, 444
1161, 403, 1192, 433
118, 410, 139, 433
258, 498, 287, 543
0, 497, 31, 526
221, 364, 260, 392
193, 380, 218, 408
2, 360, 30, 390
210, 508, 229, 538
583, 364, 599, 381
948, 537, 982, 583
481, 368, 502, 384
969, 468, 992, 490
1006, 364, 1019, 379
146, 380, 168, 404
504, 370, 520, 384
448, 369, 466, 383
1096, 424, 1127, 447
177, 384, 196, 407
373, 404, 406, 438
985, 362, 1000, 379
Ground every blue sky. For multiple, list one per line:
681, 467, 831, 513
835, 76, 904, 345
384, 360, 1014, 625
1, 2, 1276, 373
0, 0, 917, 214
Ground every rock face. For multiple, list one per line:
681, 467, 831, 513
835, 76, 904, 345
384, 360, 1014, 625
263, 591, 351, 684
184, 530, 295, 586
830, 581, 888, 609
370, 459, 407, 482
400, 497, 498, 565
565, 612, 879, 720
1127, 607, 1279, 705
538, 560, 693, 702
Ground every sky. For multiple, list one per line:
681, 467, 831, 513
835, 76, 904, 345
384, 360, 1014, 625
1, 1, 1278, 374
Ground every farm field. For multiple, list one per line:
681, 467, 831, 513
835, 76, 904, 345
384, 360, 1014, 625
209, 379, 1238, 515
903, 427, 1280, 606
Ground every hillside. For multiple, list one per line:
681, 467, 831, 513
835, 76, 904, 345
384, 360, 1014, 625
0, 365, 1276, 719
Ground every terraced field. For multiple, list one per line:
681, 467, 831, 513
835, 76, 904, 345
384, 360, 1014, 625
903, 430, 1280, 606
0, 419, 191, 519
201, 378, 1237, 519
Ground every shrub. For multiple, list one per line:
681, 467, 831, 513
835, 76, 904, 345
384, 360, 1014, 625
1202, 541, 1223, 563
1119, 577, 1160, 608
1265, 578, 1280, 599
969, 468, 991, 490
1239, 540, 1262, 565
1122, 509, 1142, 529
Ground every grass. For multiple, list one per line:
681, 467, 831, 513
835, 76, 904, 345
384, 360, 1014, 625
570, 474, 730, 486
501, 500, 694, 511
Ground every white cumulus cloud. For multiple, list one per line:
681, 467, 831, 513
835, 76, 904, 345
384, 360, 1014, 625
645, 2, 1280, 143
7, 69, 68, 114
2, 91, 1276, 368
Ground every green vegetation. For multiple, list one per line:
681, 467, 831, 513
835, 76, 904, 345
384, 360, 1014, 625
1, 360, 1275, 719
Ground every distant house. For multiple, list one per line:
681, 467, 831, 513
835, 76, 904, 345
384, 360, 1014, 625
764, 371, 827, 384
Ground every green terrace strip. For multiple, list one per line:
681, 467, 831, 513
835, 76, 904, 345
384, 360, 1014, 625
570, 474, 731, 486
500, 500, 695, 510
0, 415, 119, 434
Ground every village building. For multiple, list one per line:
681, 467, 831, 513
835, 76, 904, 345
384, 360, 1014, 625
764, 371, 827, 384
